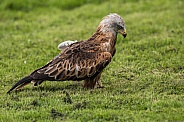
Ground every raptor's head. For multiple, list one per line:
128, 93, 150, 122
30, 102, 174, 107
100, 13, 127, 38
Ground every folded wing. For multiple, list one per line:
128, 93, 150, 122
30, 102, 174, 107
30, 41, 112, 82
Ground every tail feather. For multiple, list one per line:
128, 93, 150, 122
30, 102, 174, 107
7, 76, 33, 93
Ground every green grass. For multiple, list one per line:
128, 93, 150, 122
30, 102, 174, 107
0, 0, 184, 121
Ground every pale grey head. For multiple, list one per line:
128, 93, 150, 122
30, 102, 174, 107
99, 13, 127, 38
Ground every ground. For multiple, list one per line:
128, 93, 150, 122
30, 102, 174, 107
0, 0, 184, 121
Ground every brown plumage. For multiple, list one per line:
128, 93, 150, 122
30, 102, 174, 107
7, 13, 127, 93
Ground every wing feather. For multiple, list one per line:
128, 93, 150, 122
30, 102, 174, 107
30, 41, 112, 82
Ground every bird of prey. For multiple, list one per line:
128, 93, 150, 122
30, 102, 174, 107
7, 13, 127, 93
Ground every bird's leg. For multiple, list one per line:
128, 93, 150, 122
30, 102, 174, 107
83, 78, 96, 89
83, 72, 103, 89
95, 79, 104, 88
95, 72, 104, 88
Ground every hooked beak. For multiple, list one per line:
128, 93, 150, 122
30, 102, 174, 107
118, 29, 127, 38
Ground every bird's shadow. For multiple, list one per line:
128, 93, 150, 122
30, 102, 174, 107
12, 82, 83, 94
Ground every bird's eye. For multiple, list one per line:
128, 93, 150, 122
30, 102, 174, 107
118, 25, 123, 30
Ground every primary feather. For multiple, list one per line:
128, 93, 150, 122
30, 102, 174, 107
7, 13, 127, 93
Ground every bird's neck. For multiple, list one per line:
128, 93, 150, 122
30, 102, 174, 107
90, 25, 118, 56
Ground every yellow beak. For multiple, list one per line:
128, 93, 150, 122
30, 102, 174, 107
118, 29, 127, 38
